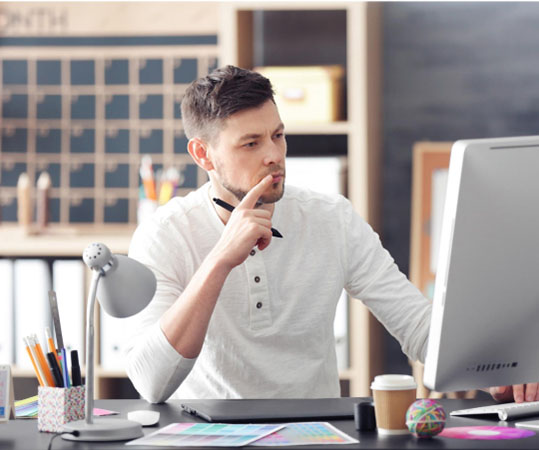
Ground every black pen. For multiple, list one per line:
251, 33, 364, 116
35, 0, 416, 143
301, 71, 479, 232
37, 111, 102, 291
70, 350, 82, 387
47, 352, 64, 388
212, 197, 283, 238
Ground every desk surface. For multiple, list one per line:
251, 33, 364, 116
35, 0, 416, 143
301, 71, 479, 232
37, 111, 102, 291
3, 398, 539, 449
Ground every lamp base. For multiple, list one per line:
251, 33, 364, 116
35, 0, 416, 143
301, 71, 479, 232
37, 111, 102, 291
61, 417, 143, 442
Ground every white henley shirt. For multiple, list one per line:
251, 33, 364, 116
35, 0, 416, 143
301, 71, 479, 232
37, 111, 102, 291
125, 183, 431, 403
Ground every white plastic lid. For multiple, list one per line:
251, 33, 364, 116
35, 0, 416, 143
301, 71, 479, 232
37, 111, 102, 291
370, 374, 417, 391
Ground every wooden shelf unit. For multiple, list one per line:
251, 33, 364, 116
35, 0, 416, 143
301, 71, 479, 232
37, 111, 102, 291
1, 224, 136, 399
3, 1, 383, 399
219, 2, 383, 396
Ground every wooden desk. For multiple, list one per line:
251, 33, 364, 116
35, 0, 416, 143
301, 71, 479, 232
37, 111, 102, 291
3, 398, 539, 449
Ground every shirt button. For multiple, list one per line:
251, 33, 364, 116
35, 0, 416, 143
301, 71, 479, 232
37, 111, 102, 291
256, 302, 263, 309
254, 276, 260, 283
250, 250, 256, 256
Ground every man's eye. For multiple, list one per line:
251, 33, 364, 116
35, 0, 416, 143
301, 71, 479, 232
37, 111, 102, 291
244, 141, 257, 148
274, 133, 284, 139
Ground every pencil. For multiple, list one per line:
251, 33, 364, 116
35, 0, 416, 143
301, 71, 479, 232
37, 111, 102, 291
31, 334, 55, 387
23, 337, 45, 387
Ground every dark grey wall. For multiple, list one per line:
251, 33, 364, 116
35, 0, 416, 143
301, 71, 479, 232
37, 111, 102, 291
382, 2, 539, 372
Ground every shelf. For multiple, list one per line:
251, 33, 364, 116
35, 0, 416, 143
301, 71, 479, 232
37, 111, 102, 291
219, 2, 383, 398
225, 2, 357, 11
338, 368, 353, 381
285, 122, 350, 135
95, 367, 127, 378
0, 224, 135, 257
13, 366, 126, 379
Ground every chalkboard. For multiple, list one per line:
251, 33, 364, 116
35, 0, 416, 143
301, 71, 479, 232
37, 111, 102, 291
382, 2, 539, 373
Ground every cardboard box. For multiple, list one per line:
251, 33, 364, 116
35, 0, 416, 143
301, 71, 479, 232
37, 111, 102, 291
255, 65, 344, 123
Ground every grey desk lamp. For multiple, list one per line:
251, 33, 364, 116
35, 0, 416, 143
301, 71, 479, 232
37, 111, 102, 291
62, 243, 156, 442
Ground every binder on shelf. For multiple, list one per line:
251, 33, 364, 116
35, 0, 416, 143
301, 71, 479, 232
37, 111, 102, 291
14, 259, 51, 369
99, 311, 127, 371
0, 260, 14, 364
286, 156, 349, 370
52, 260, 85, 361
285, 157, 347, 196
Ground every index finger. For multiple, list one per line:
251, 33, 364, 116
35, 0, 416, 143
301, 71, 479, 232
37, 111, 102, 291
513, 384, 525, 403
237, 175, 273, 210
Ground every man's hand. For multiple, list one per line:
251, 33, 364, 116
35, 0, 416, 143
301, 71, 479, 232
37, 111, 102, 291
212, 175, 274, 269
489, 383, 539, 403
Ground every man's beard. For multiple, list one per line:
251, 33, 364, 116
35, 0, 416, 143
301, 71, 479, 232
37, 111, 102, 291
221, 173, 285, 205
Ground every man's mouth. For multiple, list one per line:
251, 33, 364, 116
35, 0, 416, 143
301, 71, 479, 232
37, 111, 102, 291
270, 173, 284, 183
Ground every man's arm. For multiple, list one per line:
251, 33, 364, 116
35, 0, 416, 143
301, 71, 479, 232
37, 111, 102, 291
125, 175, 274, 402
160, 174, 274, 359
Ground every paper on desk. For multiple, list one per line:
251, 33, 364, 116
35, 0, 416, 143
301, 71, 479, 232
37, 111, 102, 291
14, 395, 118, 419
126, 423, 285, 447
250, 422, 359, 446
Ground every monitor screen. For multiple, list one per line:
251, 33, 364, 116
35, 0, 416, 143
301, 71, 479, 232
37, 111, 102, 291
424, 135, 539, 392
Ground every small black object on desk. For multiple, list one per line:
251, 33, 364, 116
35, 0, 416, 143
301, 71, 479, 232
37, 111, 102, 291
354, 401, 376, 431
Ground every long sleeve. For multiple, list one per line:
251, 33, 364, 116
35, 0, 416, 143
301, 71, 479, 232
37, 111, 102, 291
343, 197, 432, 363
124, 215, 197, 403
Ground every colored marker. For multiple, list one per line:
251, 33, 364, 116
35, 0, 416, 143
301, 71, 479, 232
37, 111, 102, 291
70, 350, 82, 387
60, 348, 70, 388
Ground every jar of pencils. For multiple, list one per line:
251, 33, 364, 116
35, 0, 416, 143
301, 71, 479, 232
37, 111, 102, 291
38, 385, 85, 433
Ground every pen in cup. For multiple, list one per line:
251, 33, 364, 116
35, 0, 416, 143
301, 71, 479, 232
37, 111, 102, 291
45, 327, 61, 369
47, 352, 64, 388
70, 350, 82, 387
60, 348, 70, 388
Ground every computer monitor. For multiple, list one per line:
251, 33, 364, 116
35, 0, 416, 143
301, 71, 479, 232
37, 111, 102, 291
424, 135, 539, 393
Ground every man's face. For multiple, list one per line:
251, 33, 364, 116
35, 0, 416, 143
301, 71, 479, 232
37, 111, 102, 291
208, 99, 287, 204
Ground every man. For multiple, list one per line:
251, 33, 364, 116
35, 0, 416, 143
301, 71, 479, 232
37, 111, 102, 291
125, 65, 537, 404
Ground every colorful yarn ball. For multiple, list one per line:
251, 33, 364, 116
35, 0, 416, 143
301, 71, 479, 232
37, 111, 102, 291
406, 399, 446, 438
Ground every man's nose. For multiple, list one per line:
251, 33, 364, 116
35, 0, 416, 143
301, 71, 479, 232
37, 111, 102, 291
263, 141, 284, 166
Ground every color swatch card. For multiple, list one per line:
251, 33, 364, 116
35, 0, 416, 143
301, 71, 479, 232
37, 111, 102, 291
251, 422, 359, 446
126, 423, 285, 447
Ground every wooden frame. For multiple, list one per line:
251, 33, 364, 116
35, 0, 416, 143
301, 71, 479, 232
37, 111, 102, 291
409, 142, 452, 300
409, 142, 451, 398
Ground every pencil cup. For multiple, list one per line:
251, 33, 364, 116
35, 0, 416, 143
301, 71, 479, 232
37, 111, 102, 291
37, 386, 85, 433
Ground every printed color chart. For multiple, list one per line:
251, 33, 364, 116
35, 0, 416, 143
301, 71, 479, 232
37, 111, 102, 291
252, 422, 359, 446
127, 423, 285, 447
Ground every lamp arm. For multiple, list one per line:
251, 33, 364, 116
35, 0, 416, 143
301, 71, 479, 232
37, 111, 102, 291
84, 269, 101, 425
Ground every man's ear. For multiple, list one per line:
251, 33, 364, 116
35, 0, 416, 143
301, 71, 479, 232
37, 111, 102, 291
187, 138, 214, 171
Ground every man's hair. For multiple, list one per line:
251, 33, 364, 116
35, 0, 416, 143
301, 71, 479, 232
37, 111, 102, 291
181, 65, 275, 142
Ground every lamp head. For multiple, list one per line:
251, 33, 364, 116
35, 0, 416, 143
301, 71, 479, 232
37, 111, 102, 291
83, 243, 156, 318
83, 243, 113, 272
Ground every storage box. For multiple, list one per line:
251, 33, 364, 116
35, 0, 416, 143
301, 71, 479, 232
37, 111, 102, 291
38, 386, 85, 433
255, 65, 344, 124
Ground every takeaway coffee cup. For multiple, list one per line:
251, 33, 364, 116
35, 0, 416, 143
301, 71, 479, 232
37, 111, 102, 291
371, 374, 417, 435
